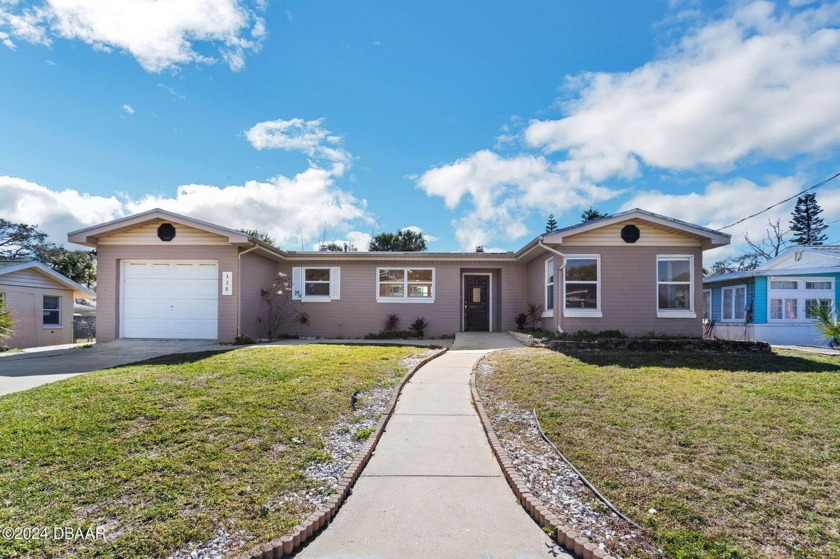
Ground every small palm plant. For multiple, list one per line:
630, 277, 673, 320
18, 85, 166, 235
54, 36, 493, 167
808, 299, 840, 348
0, 298, 15, 344
525, 303, 543, 332
409, 317, 429, 338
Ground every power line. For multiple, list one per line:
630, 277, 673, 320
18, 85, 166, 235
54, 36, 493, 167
719, 170, 840, 230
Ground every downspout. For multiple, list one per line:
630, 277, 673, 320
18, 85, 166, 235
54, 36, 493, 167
236, 242, 260, 338
538, 239, 567, 333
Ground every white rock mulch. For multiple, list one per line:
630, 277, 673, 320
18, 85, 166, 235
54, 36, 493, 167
477, 363, 649, 559
168, 350, 433, 559
168, 529, 253, 559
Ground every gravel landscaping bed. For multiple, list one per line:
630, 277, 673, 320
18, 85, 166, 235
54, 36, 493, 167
168, 351, 436, 559
476, 361, 652, 559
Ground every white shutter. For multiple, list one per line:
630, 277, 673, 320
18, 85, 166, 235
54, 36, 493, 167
329, 267, 341, 300
292, 267, 302, 300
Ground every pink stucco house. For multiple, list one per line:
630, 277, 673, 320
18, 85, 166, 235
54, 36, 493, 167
0, 261, 96, 348
67, 208, 729, 342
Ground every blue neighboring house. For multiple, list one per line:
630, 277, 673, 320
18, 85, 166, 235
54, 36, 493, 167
703, 246, 840, 346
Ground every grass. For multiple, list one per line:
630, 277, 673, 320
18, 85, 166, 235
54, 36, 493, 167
478, 348, 840, 559
0, 344, 423, 559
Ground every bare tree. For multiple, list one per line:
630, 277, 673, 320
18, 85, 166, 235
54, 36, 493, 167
744, 219, 789, 262
709, 219, 791, 276
260, 272, 303, 339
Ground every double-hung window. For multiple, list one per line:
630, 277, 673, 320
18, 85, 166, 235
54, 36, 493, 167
377, 268, 434, 302
657, 256, 694, 317
564, 256, 600, 317
768, 277, 834, 321
721, 285, 747, 321
544, 257, 555, 316
43, 295, 61, 326
292, 267, 340, 302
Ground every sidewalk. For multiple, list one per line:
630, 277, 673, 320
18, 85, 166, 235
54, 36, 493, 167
296, 333, 566, 558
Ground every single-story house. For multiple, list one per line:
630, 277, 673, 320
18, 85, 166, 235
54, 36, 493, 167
0, 261, 97, 348
67, 208, 729, 342
703, 246, 840, 346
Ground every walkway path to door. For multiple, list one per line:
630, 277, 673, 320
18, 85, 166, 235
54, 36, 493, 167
295, 332, 568, 559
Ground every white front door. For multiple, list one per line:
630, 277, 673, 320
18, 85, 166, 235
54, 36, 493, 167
121, 260, 219, 339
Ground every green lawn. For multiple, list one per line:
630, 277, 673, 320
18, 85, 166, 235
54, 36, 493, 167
479, 348, 840, 559
0, 344, 424, 559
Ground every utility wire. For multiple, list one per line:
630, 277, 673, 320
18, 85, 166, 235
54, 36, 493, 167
719, 170, 840, 230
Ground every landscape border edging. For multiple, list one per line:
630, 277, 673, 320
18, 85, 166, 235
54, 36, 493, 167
469, 354, 618, 559
234, 346, 448, 559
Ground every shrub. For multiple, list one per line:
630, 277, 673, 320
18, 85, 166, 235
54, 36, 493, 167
383, 314, 400, 332
514, 313, 528, 330
233, 335, 255, 345
408, 317, 429, 338
0, 297, 14, 343
556, 329, 627, 342
363, 330, 416, 340
525, 303, 543, 331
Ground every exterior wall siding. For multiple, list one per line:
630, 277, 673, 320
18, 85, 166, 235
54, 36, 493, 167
239, 252, 279, 340
96, 244, 240, 342
1, 284, 75, 348
275, 261, 525, 338
558, 220, 702, 247
557, 246, 704, 337
97, 222, 230, 246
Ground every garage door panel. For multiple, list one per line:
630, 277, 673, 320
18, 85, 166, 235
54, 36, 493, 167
123, 319, 218, 340
122, 260, 219, 340
122, 299, 218, 320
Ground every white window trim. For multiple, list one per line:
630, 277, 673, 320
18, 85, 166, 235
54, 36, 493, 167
543, 257, 555, 318
42, 294, 62, 328
376, 267, 436, 304
719, 284, 747, 323
703, 289, 711, 323
767, 276, 834, 322
563, 254, 602, 318
292, 267, 340, 303
656, 254, 696, 319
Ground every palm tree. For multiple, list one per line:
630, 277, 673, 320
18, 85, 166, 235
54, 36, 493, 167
0, 297, 15, 343
808, 300, 840, 347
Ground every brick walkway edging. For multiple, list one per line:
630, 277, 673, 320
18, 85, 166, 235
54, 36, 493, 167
469, 355, 618, 559
234, 347, 449, 559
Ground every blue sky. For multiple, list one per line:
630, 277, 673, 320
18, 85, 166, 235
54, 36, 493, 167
2, 0, 840, 259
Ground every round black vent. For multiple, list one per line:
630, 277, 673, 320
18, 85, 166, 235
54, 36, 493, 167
157, 223, 177, 242
620, 224, 640, 243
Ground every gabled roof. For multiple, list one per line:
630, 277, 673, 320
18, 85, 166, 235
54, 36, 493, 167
759, 245, 840, 270
703, 245, 840, 284
0, 261, 96, 298
67, 208, 256, 248
515, 208, 731, 260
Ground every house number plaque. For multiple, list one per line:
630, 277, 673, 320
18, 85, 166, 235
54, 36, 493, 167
222, 272, 233, 295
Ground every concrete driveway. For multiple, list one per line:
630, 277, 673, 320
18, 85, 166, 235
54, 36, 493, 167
0, 340, 224, 396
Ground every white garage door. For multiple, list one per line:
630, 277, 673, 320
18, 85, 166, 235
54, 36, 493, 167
122, 261, 219, 339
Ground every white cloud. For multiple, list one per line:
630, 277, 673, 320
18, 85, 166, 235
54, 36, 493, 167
122, 104, 134, 115
0, 169, 372, 250
416, 149, 620, 250
621, 176, 840, 261
245, 118, 351, 172
0, 0, 267, 72
524, 1, 840, 176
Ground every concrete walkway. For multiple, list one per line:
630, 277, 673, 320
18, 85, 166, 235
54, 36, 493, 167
296, 333, 566, 559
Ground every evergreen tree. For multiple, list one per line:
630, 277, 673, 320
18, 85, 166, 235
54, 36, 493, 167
789, 193, 828, 245
581, 208, 608, 222
545, 214, 558, 234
